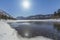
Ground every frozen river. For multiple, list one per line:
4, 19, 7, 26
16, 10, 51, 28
8, 21, 60, 40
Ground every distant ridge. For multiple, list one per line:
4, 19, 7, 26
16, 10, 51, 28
16, 9, 60, 20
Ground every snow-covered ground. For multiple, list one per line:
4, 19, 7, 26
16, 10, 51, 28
0, 21, 20, 40
5, 19, 60, 23
0, 20, 53, 40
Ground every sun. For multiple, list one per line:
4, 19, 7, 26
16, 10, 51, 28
22, 0, 30, 9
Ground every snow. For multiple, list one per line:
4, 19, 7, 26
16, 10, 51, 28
6, 19, 60, 23
17, 36, 53, 40
0, 20, 53, 40
0, 21, 19, 40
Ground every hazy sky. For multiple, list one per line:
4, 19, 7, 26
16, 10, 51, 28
0, 0, 60, 17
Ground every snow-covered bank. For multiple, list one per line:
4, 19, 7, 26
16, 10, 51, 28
0, 21, 53, 40
0, 21, 19, 40
6, 19, 60, 23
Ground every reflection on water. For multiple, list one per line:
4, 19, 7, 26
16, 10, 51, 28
54, 23, 60, 31
53, 22, 60, 40
8, 22, 60, 40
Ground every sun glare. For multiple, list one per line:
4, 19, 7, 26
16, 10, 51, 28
22, 0, 30, 9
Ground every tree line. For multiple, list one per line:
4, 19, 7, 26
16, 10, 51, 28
53, 9, 60, 18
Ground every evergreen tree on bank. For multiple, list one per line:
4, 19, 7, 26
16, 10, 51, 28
54, 9, 60, 18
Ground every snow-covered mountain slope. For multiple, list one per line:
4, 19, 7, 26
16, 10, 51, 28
0, 9, 13, 18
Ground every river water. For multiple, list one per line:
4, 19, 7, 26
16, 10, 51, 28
8, 22, 60, 40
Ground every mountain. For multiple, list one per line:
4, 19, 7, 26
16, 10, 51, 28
16, 16, 26, 20
0, 9, 15, 19
16, 14, 53, 20
0, 10, 11, 17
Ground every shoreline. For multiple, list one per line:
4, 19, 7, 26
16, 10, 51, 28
4, 19, 60, 22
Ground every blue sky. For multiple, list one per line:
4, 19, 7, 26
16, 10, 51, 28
0, 0, 60, 17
